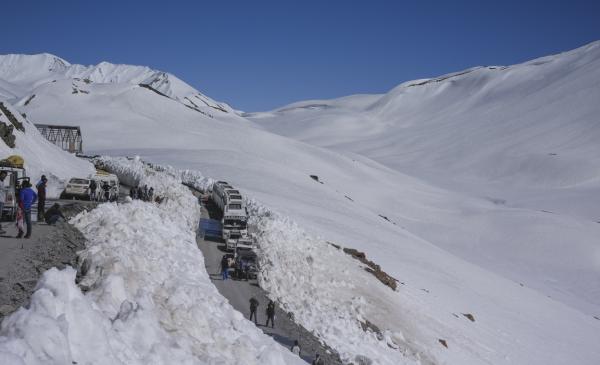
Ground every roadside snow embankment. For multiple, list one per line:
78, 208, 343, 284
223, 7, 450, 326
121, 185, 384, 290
0, 157, 305, 365
179, 168, 432, 365
247, 201, 435, 365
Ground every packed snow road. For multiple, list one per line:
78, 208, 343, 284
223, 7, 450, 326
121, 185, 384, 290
196, 204, 343, 365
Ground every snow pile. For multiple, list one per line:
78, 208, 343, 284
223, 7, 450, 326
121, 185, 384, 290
0, 157, 305, 365
247, 199, 430, 365
0, 100, 93, 197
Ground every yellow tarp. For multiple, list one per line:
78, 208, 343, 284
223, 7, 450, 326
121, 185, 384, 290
1, 155, 24, 168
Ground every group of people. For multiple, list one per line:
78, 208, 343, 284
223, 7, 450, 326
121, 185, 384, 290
248, 297, 276, 328
0, 172, 64, 239
248, 296, 323, 364
88, 180, 117, 202
220, 253, 253, 281
129, 184, 154, 202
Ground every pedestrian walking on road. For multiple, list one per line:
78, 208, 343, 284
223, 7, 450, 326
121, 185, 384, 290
102, 181, 110, 202
221, 255, 229, 280
249, 296, 259, 324
36, 175, 47, 221
14, 181, 24, 239
291, 340, 301, 357
312, 353, 324, 365
0, 171, 7, 234
89, 179, 97, 201
265, 300, 275, 328
19, 180, 37, 239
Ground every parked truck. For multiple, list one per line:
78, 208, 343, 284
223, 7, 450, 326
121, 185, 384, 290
0, 156, 26, 220
211, 181, 249, 241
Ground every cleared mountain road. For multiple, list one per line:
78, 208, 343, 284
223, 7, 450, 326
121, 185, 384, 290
196, 202, 343, 365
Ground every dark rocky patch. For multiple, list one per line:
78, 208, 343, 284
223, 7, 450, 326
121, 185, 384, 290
462, 313, 475, 322
439, 339, 448, 348
0, 102, 25, 132
24, 94, 36, 106
342, 247, 398, 291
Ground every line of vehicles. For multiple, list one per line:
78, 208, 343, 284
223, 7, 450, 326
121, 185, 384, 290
0, 154, 120, 221
210, 180, 257, 280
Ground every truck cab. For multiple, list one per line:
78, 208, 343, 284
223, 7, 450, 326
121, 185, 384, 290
0, 165, 26, 220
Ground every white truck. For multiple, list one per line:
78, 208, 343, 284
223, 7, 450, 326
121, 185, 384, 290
211, 181, 249, 242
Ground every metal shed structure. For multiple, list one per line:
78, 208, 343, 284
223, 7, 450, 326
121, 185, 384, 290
34, 124, 83, 153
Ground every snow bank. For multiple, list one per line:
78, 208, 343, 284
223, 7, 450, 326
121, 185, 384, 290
246, 200, 431, 365
0, 157, 305, 365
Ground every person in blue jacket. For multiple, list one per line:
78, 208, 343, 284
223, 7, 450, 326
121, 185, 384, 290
19, 180, 37, 238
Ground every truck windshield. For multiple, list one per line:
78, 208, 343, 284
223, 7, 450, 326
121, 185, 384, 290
223, 219, 247, 229
70, 178, 90, 185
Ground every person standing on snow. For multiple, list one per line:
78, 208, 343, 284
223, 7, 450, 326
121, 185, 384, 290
0, 171, 7, 234
36, 175, 47, 221
249, 296, 259, 324
312, 353, 324, 365
148, 187, 154, 202
221, 255, 230, 280
291, 340, 301, 357
19, 180, 37, 238
265, 300, 275, 328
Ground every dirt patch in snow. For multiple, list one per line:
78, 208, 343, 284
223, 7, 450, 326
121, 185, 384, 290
340, 247, 399, 291
0, 202, 95, 321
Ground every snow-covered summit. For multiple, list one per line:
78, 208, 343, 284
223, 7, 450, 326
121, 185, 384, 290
0, 53, 233, 114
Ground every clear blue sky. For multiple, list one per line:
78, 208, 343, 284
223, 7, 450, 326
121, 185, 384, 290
2, 0, 599, 111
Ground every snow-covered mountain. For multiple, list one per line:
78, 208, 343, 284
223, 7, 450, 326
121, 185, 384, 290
250, 41, 600, 217
1, 44, 599, 365
0, 53, 234, 116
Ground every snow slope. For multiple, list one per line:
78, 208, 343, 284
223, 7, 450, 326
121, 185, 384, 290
0, 46, 599, 364
250, 42, 600, 218
250, 41, 600, 312
0, 101, 93, 196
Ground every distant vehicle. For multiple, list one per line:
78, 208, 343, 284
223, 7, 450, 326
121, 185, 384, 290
234, 250, 258, 280
0, 163, 27, 220
211, 181, 248, 241
226, 238, 237, 251
62, 178, 91, 199
235, 235, 254, 252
